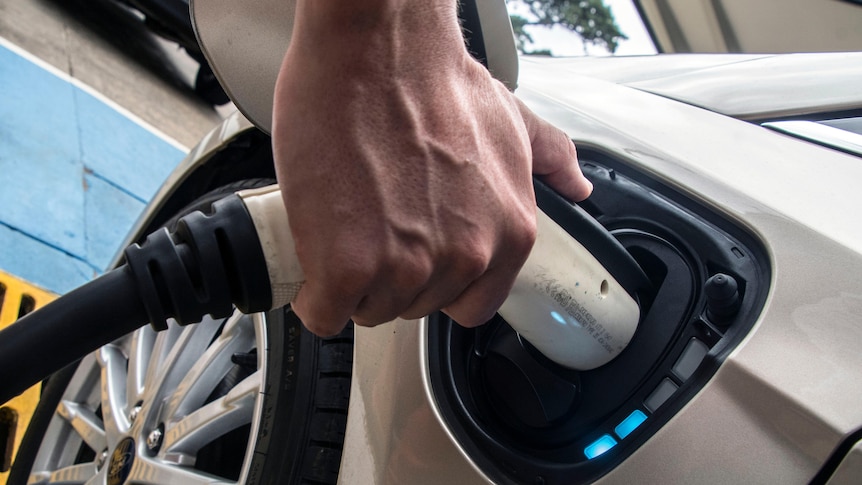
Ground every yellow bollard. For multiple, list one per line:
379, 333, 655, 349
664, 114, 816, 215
0, 270, 56, 484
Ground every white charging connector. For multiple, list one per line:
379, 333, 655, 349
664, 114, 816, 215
238, 185, 639, 370
499, 210, 640, 369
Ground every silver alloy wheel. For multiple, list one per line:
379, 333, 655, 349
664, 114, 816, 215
25, 310, 265, 484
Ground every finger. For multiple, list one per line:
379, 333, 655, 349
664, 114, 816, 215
349, 252, 437, 326
516, 99, 593, 202
441, 264, 520, 328
292, 277, 363, 337
440, 220, 535, 327
398, 253, 488, 320
398, 279, 470, 321
350, 283, 424, 327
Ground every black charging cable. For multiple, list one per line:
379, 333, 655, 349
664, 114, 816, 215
0, 180, 650, 404
0, 194, 273, 405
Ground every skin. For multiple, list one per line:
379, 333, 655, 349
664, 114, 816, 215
272, 0, 592, 337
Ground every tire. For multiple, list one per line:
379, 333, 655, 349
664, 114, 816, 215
9, 181, 353, 485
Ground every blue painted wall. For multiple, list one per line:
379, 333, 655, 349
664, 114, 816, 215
0, 42, 186, 294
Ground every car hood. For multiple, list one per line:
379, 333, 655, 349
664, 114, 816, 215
520, 53, 862, 120
517, 53, 862, 255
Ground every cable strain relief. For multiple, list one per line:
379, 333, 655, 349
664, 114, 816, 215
124, 194, 272, 330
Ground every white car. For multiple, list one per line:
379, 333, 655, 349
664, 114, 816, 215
9, 0, 862, 484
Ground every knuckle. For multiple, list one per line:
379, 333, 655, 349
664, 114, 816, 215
393, 253, 434, 290
505, 209, 538, 262
516, 214, 538, 250
453, 244, 491, 280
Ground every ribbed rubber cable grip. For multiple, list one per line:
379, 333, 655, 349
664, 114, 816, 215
124, 194, 273, 330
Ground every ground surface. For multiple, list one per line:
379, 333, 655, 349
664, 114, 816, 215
0, 0, 230, 293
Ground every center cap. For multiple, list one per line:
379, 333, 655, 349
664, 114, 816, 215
107, 437, 135, 485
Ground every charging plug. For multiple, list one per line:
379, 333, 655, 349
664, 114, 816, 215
237, 185, 641, 370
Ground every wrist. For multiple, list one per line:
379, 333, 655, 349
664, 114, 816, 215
293, 0, 456, 35
289, 0, 470, 76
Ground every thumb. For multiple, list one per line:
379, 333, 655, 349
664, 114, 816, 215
516, 99, 593, 202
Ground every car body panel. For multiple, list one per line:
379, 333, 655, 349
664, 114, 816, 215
339, 318, 491, 484
107, 110, 255, 268
188, 0, 519, 134
516, 57, 862, 255
112, 53, 862, 481
340, 62, 862, 483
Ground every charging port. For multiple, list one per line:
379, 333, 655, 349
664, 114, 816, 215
427, 153, 770, 484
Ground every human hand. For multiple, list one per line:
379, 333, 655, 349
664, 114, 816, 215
272, 0, 592, 336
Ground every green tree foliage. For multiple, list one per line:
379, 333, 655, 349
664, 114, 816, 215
507, 0, 627, 55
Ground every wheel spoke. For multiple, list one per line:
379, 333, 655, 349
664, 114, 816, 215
26, 471, 50, 485
143, 319, 223, 406
35, 462, 96, 484
164, 312, 255, 418
127, 326, 156, 404
162, 371, 261, 456
97, 345, 129, 440
56, 401, 106, 454
84, 467, 107, 485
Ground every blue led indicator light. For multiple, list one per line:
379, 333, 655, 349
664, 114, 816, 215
584, 435, 617, 459
615, 409, 647, 439
550, 311, 566, 325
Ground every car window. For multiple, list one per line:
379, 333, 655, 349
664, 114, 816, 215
763, 118, 862, 158
820, 117, 862, 137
